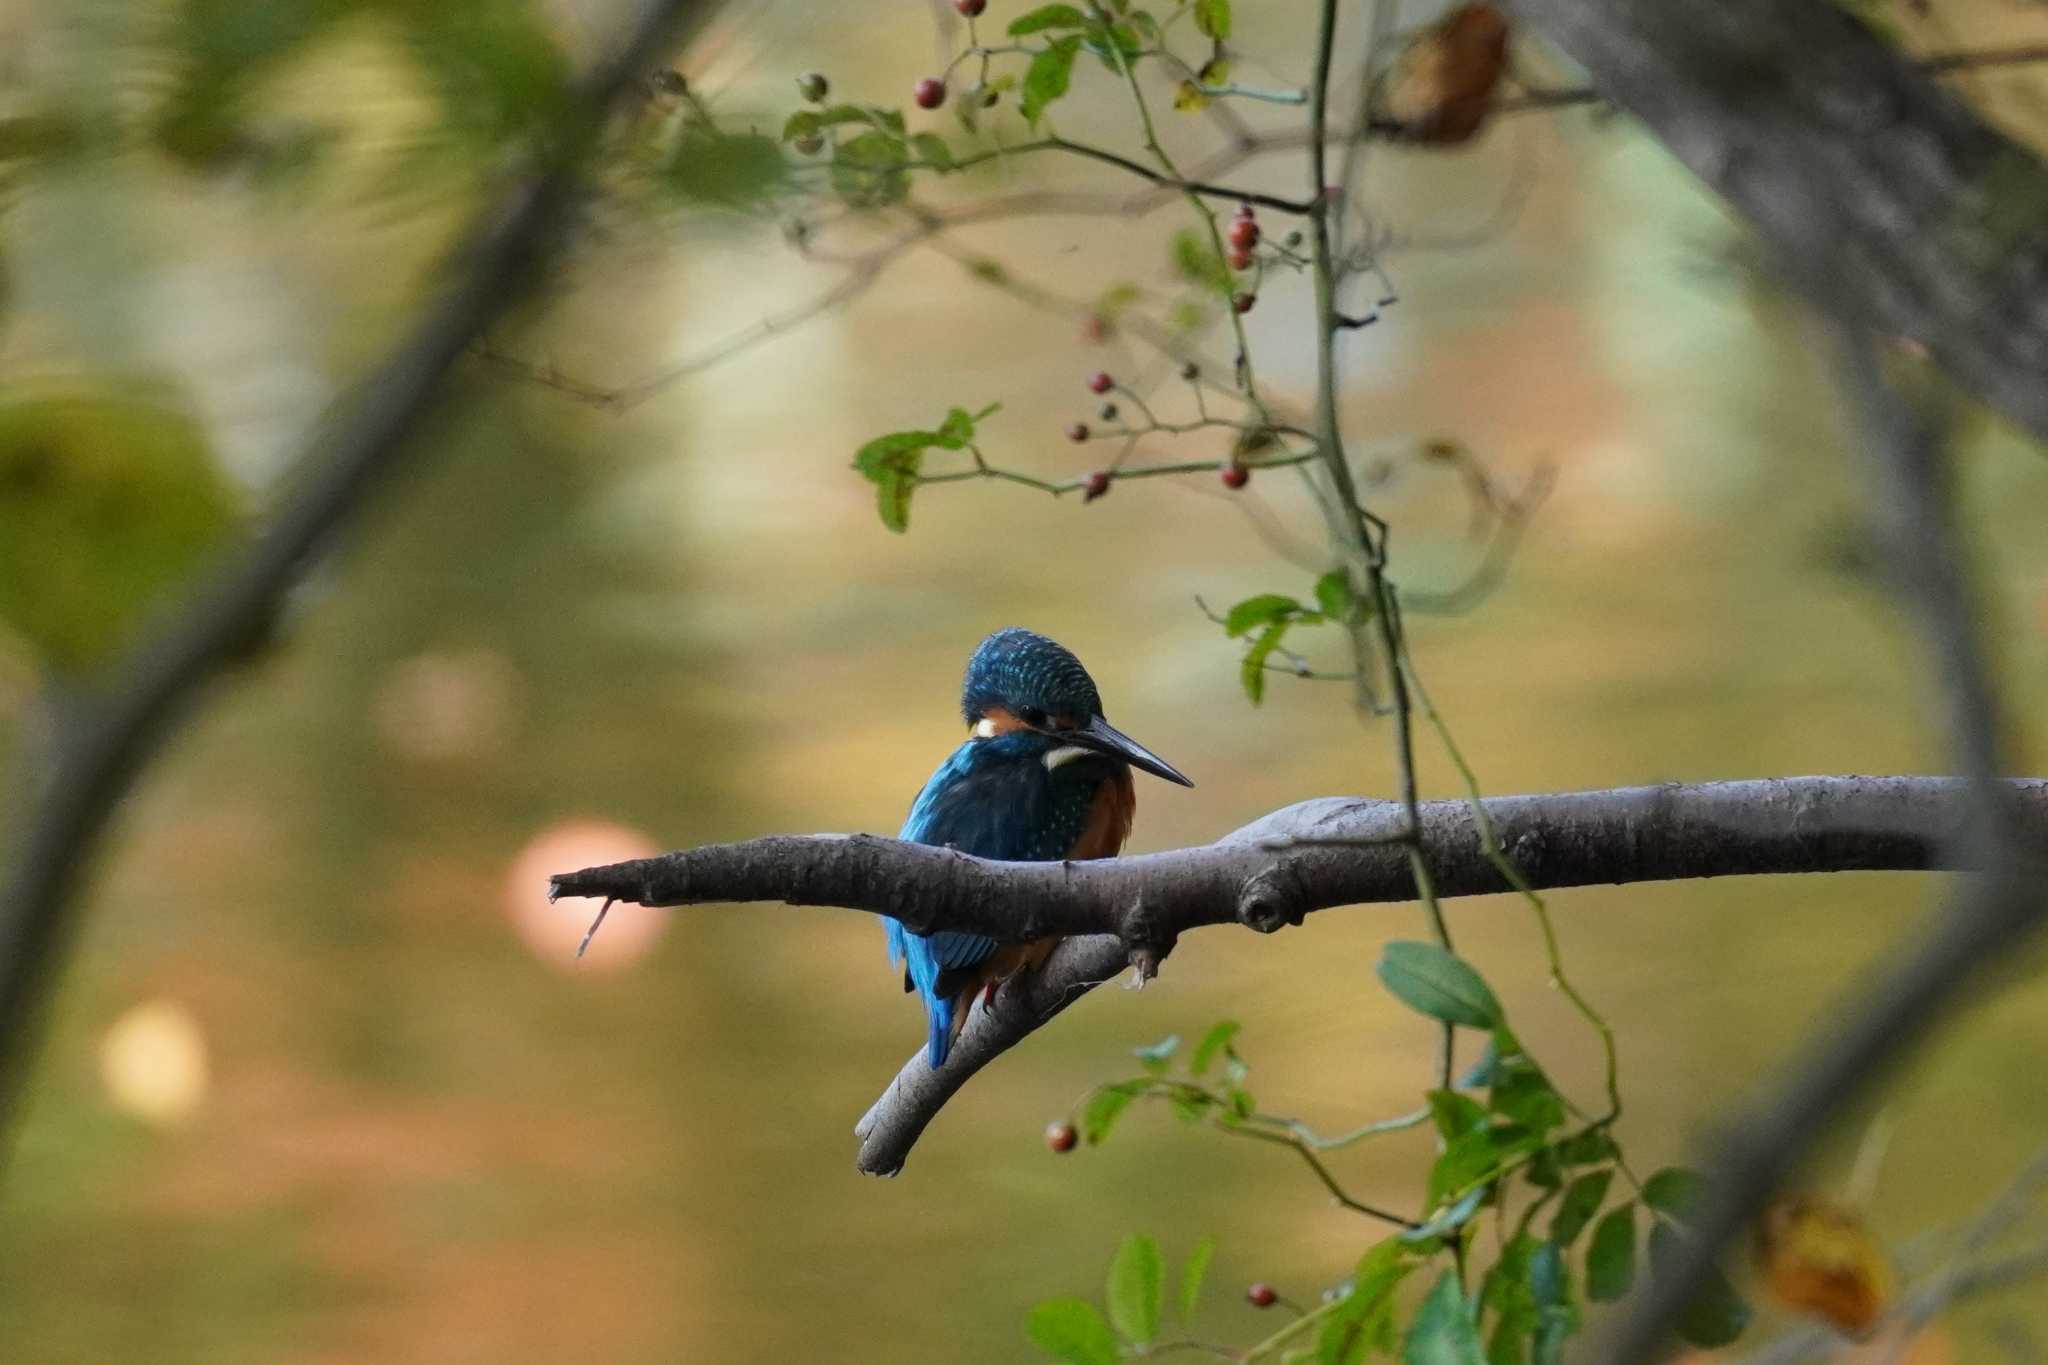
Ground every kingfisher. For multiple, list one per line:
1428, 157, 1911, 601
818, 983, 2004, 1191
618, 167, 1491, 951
885, 628, 1193, 1068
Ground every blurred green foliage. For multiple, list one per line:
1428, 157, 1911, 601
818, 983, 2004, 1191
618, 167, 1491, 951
0, 393, 238, 674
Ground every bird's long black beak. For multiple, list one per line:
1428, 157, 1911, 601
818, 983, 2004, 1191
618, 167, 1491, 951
1072, 714, 1194, 787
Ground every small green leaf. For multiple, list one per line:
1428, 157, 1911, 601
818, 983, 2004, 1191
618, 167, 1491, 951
1489, 1055, 1565, 1134
853, 428, 941, 532
1223, 593, 1304, 637
1027, 1298, 1119, 1365
1009, 3, 1088, 34
1642, 1167, 1708, 1223
1178, 1234, 1216, 1322
1647, 1222, 1753, 1348
1133, 1034, 1180, 1073
663, 129, 789, 206
1554, 1128, 1617, 1167
782, 103, 886, 141
1322, 1242, 1415, 1365
1081, 1082, 1139, 1144
1168, 1089, 1214, 1123
910, 130, 955, 169
1377, 942, 1504, 1029
1171, 227, 1229, 290
1427, 1089, 1489, 1140
1241, 620, 1287, 704
1314, 569, 1361, 622
1022, 36, 1082, 126
1549, 1168, 1613, 1248
1190, 1020, 1240, 1076
831, 128, 911, 205
1192, 0, 1232, 41
1404, 1271, 1485, 1365
1106, 1233, 1164, 1344
1586, 1204, 1638, 1302
936, 406, 976, 449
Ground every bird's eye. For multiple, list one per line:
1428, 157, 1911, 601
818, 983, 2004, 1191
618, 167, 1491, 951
1019, 706, 1048, 728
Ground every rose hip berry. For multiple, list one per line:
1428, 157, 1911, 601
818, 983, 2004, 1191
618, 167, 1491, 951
1066, 422, 1090, 442
1247, 1283, 1278, 1309
1233, 292, 1256, 314
1227, 247, 1253, 272
1088, 370, 1114, 394
1227, 217, 1260, 251
1045, 1121, 1078, 1152
797, 71, 828, 103
1083, 471, 1111, 501
914, 77, 947, 109
955, 0, 986, 13
1234, 201, 1255, 219
1222, 464, 1250, 489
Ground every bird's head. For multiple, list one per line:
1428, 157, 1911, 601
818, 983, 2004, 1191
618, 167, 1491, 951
960, 627, 1193, 786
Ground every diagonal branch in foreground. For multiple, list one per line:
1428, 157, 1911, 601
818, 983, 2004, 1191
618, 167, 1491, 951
549, 775, 2048, 1175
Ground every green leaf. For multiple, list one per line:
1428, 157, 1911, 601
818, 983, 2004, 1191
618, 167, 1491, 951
1133, 1034, 1180, 1073
1314, 569, 1361, 622
1223, 593, 1304, 637
1009, 3, 1088, 35
853, 429, 941, 532
1377, 942, 1504, 1029
1106, 1233, 1164, 1344
1647, 1222, 1753, 1348
1549, 1168, 1613, 1248
1190, 1019, 1240, 1076
1171, 227, 1229, 290
1022, 36, 1082, 126
1404, 1271, 1485, 1365
1192, 0, 1232, 40
1427, 1089, 1489, 1141
911, 130, 955, 170
1480, 1236, 1537, 1365
663, 129, 789, 207
1428, 1123, 1538, 1209
936, 406, 976, 449
1489, 1054, 1565, 1134
1081, 1082, 1139, 1144
1241, 620, 1288, 704
1554, 1128, 1617, 1168
831, 128, 912, 205
1527, 1244, 1577, 1365
1178, 1234, 1215, 1322
1586, 1204, 1638, 1302
1321, 1242, 1415, 1365
1027, 1298, 1119, 1365
1642, 1167, 1708, 1223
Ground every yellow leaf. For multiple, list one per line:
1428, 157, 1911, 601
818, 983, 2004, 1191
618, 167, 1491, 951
1173, 80, 1209, 113
1753, 1197, 1897, 1338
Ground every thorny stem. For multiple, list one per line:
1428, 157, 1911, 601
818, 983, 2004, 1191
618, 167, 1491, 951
1306, 0, 1454, 1090
1401, 654, 1624, 1126
1098, 11, 1268, 413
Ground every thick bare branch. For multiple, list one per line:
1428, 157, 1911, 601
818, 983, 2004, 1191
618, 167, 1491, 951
1500, 0, 2048, 442
547, 775, 2048, 1174
0, 0, 718, 1129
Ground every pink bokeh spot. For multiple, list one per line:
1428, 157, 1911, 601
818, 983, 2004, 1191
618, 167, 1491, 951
505, 820, 666, 972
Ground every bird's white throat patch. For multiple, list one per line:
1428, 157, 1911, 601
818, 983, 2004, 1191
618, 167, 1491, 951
973, 716, 1000, 739
1043, 744, 1094, 771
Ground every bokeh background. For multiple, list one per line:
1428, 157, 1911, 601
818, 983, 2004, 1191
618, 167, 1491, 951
3, 0, 2047, 1361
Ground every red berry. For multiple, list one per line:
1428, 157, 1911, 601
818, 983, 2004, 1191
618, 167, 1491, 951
1247, 1283, 1278, 1309
1233, 292, 1256, 314
1227, 247, 1253, 272
914, 77, 947, 109
955, 0, 986, 12
1083, 471, 1111, 502
1066, 422, 1090, 442
1221, 464, 1250, 489
1088, 370, 1114, 395
1046, 1121, 1078, 1152
1227, 217, 1260, 251
1234, 201, 1255, 220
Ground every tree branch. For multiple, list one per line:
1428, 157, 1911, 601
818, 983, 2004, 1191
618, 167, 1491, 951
546, 775, 2048, 1174
0, 0, 717, 1130
1500, 0, 2048, 443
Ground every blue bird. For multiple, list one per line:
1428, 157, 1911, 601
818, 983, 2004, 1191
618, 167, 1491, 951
886, 628, 1192, 1068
